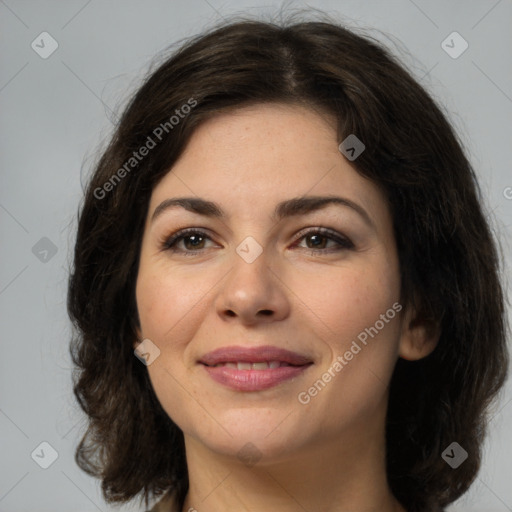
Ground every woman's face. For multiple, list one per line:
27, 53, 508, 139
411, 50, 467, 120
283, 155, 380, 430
135, 103, 407, 462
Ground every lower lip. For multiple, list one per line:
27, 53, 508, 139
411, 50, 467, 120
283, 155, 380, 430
201, 363, 312, 391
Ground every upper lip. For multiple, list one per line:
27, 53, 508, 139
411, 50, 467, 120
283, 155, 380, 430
199, 345, 313, 366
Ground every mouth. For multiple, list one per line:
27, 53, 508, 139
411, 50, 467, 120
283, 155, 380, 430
203, 361, 299, 369
199, 345, 313, 366
198, 345, 314, 391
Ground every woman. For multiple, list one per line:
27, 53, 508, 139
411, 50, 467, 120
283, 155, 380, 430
67, 12, 509, 512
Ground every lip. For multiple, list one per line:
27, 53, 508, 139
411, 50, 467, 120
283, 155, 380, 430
202, 365, 312, 391
199, 345, 313, 366
198, 345, 313, 392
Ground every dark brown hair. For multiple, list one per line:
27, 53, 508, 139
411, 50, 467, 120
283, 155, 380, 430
67, 10, 509, 512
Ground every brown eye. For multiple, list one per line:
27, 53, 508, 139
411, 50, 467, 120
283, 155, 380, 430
162, 229, 215, 255
179, 233, 207, 250
161, 227, 354, 257
304, 233, 331, 249
293, 228, 355, 254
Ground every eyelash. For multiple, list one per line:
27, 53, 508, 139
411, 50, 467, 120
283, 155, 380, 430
160, 227, 355, 257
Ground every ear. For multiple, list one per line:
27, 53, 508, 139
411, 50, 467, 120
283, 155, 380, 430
398, 303, 441, 361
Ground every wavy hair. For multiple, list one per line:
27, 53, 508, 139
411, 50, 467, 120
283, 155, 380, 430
67, 11, 509, 512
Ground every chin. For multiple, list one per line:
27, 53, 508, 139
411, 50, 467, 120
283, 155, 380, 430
185, 409, 310, 462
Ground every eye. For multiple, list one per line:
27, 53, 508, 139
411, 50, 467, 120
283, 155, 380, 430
160, 228, 215, 256
160, 227, 354, 256
292, 227, 355, 255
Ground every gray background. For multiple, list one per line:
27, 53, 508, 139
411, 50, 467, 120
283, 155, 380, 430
1, 0, 511, 510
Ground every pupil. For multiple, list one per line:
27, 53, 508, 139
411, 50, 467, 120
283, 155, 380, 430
309, 234, 325, 248
187, 235, 202, 248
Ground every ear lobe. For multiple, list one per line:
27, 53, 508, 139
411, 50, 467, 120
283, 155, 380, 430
398, 305, 441, 361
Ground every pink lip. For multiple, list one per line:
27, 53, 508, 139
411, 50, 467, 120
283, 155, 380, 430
199, 345, 313, 366
201, 364, 311, 391
199, 345, 313, 392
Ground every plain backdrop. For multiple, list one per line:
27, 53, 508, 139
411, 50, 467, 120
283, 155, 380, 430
1, 1, 511, 511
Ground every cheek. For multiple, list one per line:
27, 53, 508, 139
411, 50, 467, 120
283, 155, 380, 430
297, 257, 401, 390
135, 266, 214, 428
291, 258, 402, 405
136, 264, 210, 344
291, 258, 400, 346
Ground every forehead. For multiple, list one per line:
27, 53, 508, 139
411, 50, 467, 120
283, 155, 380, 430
186, 102, 338, 161
147, 103, 389, 227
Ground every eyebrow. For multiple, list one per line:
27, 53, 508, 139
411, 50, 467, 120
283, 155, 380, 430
151, 195, 374, 228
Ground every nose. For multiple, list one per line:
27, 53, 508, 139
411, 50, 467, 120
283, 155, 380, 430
215, 248, 290, 325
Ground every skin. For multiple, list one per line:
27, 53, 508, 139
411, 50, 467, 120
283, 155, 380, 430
134, 103, 439, 512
